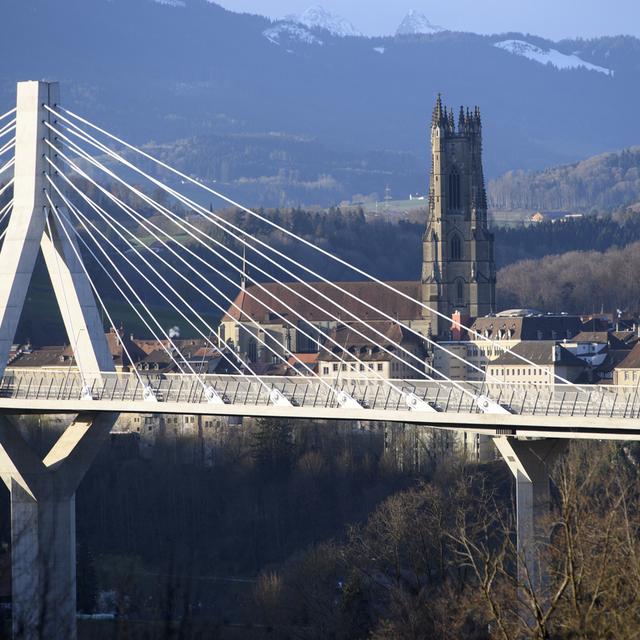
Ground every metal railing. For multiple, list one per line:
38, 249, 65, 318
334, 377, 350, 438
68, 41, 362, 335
0, 370, 639, 420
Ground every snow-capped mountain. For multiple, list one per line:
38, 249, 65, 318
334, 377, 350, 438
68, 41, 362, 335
287, 5, 361, 37
396, 10, 444, 36
263, 23, 323, 47
495, 40, 613, 76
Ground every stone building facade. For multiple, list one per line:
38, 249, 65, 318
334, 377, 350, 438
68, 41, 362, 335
422, 96, 496, 337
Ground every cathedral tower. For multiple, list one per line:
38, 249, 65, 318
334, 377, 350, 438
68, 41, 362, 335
421, 95, 496, 337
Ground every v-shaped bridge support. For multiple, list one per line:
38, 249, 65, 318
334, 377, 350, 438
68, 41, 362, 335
0, 81, 120, 640
0, 412, 118, 640
0, 81, 113, 382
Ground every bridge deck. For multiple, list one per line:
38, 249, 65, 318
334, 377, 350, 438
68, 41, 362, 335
0, 371, 639, 440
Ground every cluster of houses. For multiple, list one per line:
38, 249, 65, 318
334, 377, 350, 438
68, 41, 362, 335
7, 282, 640, 391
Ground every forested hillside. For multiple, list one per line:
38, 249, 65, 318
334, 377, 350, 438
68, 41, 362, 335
493, 211, 640, 265
9, 167, 640, 339
144, 135, 423, 207
497, 240, 640, 313
489, 147, 640, 212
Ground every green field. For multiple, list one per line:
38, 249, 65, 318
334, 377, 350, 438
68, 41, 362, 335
18, 281, 220, 345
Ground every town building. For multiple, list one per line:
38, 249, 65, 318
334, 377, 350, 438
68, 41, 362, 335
433, 311, 585, 381
221, 96, 497, 366
421, 97, 496, 337
486, 341, 587, 385
316, 321, 427, 380
613, 342, 640, 386
220, 280, 427, 366
6, 328, 147, 374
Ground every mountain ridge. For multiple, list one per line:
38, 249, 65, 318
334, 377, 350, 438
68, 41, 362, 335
2, 0, 640, 207
489, 146, 640, 212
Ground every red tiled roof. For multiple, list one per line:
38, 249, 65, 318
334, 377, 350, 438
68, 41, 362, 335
287, 353, 319, 366
222, 281, 423, 324
319, 321, 425, 362
616, 342, 640, 369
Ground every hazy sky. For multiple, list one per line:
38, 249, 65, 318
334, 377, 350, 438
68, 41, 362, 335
215, 0, 640, 40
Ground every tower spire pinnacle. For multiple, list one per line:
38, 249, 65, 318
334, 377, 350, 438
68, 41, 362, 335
240, 244, 248, 291
432, 93, 443, 127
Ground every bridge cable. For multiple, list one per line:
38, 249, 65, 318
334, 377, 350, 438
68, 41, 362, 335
45, 179, 195, 381
44, 212, 88, 384
0, 178, 15, 202
46, 182, 189, 378
47, 139, 438, 402
53, 108, 587, 392
0, 158, 15, 178
46, 167, 290, 400
49, 117, 486, 385
0, 119, 16, 141
48, 159, 347, 402
0, 137, 15, 159
51, 158, 411, 401
44, 190, 147, 390
47, 125, 486, 396
46, 167, 253, 383
49, 168, 289, 391
0, 108, 16, 124
0, 199, 14, 242
0, 198, 13, 226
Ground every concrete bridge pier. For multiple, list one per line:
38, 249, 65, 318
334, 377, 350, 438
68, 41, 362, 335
494, 437, 567, 596
0, 412, 117, 640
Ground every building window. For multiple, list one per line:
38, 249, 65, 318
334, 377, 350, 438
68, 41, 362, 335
332, 363, 338, 371
451, 234, 462, 261
456, 279, 464, 302
448, 167, 461, 210
323, 366, 329, 375
377, 363, 383, 371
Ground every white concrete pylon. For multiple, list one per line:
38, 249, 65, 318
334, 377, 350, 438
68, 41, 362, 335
0, 81, 113, 382
494, 436, 567, 605
0, 412, 118, 640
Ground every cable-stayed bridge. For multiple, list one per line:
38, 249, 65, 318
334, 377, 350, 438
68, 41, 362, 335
1, 372, 640, 441
0, 80, 635, 638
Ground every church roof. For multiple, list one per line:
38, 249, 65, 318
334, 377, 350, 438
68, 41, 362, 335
615, 342, 640, 370
471, 315, 582, 342
222, 281, 424, 325
490, 341, 586, 368
318, 321, 425, 362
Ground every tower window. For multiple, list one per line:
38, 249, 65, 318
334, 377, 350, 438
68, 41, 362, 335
456, 279, 464, 302
451, 234, 462, 261
248, 340, 257, 362
449, 168, 461, 210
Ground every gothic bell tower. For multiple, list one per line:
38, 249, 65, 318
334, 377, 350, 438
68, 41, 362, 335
421, 95, 496, 337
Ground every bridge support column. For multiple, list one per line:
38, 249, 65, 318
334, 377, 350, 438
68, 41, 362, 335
494, 437, 566, 594
0, 412, 117, 640
11, 484, 77, 639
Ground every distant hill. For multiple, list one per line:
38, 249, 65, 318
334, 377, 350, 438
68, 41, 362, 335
497, 240, 640, 314
489, 147, 640, 212
4, 0, 640, 207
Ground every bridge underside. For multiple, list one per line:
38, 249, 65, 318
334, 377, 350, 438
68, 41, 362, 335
1, 399, 639, 441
